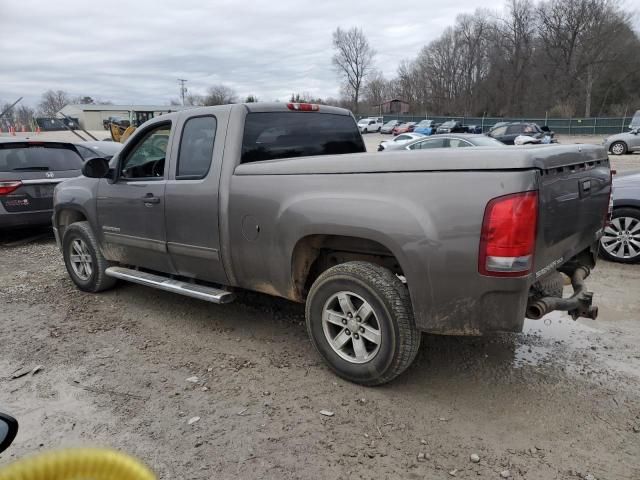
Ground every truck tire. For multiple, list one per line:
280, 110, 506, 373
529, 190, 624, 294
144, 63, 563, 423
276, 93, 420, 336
305, 261, 420, 386
62, 221, 117, 293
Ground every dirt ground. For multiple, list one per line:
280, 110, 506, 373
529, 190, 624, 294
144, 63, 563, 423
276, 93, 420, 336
0, 137, 639, 480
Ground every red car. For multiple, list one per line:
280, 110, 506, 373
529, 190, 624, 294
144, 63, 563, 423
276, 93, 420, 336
391, 122, 417, 136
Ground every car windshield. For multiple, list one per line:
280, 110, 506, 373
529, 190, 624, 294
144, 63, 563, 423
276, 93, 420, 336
441, 121, 456, 128
241, 112, 365, 163
0, 144, 84, 171
383, 121, 397, 127
416, 121, 432, 127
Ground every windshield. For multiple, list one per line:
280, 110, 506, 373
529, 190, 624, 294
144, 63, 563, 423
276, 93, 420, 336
441, 121, 456, 128
630, 110, 640, 129
416, 121, 432, 127
0, 144, 84, 171
241, 112, 365, 163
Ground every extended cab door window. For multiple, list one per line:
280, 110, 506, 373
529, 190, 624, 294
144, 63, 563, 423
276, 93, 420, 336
176, 116, 217, 179
120, 125, 170, 180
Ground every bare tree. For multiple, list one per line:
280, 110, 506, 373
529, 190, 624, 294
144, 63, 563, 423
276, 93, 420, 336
332, 27, 376, 112
363, 70, 391, 113
15, 105, 35, 128
39, 90, 70, 116
203, 85, 238, 106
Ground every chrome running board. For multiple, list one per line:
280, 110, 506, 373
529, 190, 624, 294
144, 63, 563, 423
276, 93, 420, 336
105, 266, 235, 304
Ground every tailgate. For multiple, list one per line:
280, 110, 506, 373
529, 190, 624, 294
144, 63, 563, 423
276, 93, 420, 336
533, 152, 610, 278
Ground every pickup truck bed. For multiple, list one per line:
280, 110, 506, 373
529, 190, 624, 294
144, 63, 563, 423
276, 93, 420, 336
53, 102, 610, 385
231, 144, 609, 334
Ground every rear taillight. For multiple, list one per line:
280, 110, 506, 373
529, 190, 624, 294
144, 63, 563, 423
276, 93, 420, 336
287, 103, 319, 111
0, 181, 22, 196
479, 191, 538, 277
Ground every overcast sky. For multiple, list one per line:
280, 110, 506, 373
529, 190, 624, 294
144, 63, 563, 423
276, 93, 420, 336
1, 0, 638, 108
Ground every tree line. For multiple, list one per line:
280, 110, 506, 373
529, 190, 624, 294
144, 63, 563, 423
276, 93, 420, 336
335, 0, 640, 117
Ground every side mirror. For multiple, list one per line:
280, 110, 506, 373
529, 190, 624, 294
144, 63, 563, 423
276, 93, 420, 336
0, 412, 18, 453
82, 157, 111, 178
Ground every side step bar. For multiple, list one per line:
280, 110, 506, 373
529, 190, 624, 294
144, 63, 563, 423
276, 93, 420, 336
105, 266, 235, 304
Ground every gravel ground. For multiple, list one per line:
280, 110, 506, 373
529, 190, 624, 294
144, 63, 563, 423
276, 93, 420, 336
0, 134, 639, 479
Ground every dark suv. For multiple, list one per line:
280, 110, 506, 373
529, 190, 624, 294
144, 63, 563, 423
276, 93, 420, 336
0, 139, 83, 228
488, 122, 553, 145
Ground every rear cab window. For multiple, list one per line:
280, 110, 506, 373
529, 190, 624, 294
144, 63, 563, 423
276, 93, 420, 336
0, 143, 83, 172
177, 116, 216, 179
241, 112, 365, 163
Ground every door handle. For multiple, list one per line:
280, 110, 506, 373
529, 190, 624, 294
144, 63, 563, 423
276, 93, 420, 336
142, 194, 160, 205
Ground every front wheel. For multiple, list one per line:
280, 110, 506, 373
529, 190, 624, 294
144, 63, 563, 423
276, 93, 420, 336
305, 261, 420, 386
610, 141, 627, 155
600, 208, 640, 263
63, 221, 117, 292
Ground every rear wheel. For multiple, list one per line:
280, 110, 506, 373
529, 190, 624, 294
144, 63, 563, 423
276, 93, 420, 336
610, 141, 627, 155
305, 261, 420, 386
600, 208, 640, 263
63, 221, 117, 292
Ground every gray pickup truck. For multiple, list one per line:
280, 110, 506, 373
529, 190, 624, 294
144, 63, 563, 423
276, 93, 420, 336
53, 102, 611, 385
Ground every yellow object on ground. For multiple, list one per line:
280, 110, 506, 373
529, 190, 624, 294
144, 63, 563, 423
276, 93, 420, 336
0, 448, 156, 480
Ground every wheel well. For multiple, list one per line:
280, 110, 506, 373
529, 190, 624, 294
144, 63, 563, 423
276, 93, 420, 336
291, 235, 403, 301
56, 209, 87, 239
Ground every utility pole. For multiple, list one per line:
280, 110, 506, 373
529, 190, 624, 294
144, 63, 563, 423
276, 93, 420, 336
178, 79, 188, 106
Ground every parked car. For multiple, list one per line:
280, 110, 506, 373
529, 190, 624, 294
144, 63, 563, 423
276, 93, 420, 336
377, 132, 424, 151
436, 120, 466, 134
603, 128, 640, 155
380, 120, 400, 134
54, 102, 608, 385
0, 139, 84, 229
383, 133, 505, 151
488, 122, 554, 145
600, 170, 640, 263
391, 122, 417, 135
357, 117, 383, 134
74, 141, 123, 161
413, 120, 437, 136
465, 125, 483, 134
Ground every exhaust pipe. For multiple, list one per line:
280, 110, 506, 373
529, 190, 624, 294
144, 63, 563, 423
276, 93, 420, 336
526, 266, 598, 321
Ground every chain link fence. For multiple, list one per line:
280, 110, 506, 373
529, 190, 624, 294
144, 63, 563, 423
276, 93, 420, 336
358, 114, 635, 135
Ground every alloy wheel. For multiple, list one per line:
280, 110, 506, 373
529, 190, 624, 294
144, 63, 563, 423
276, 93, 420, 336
601, 217, 640, 260
322, 291, 382, 364
69, 238, 93, 281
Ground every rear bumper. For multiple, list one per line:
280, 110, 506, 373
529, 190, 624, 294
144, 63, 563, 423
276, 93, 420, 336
0, 210, 53, 229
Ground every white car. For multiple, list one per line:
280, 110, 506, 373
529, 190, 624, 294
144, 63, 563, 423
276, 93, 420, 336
358, 117, 383, 133
377, 132, 424, 151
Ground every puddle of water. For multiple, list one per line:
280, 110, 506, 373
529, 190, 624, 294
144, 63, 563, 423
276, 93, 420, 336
514, 312, 601, 367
